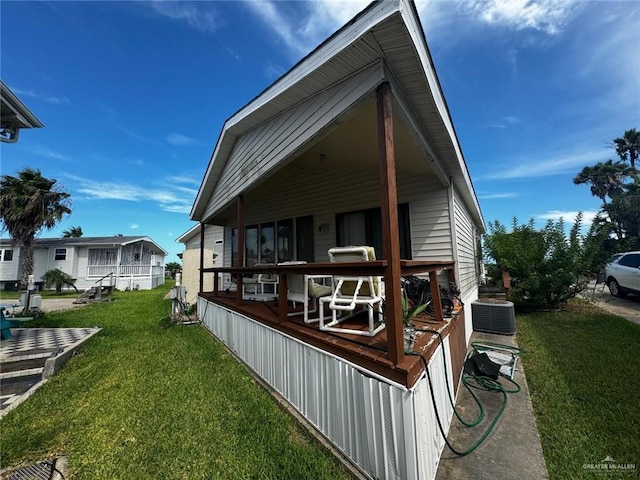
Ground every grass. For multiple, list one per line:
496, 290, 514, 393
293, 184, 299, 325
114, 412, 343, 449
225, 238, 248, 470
517, 299, 640, 480
0, 282, 353, 479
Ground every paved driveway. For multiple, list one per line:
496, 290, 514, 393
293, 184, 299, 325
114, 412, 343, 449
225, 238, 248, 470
585, 281, 640, 325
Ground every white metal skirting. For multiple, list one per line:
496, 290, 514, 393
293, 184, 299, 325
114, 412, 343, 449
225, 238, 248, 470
198, 298, 455, 480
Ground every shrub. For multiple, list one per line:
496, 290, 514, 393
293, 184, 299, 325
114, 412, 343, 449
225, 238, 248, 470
483, 216, 589, 309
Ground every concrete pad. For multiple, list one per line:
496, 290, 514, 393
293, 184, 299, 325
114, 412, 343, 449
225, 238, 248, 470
436, 331, 548, 480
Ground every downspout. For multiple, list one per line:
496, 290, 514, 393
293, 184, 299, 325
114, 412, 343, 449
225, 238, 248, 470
199, 223, 205, 295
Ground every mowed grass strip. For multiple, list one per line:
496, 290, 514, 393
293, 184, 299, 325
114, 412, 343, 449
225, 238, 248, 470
0, 283, 353, 479
517, 299, 640, 480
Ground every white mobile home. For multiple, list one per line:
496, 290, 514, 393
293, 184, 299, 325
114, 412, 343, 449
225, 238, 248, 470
189, 1, 485, 478
0, 236, 167, 291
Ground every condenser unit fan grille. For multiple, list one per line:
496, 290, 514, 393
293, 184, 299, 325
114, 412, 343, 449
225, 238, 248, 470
471, 300, 516, 335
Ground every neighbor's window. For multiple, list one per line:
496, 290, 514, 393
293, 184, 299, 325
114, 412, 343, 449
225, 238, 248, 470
2, 249, 13, 261
54, 248, 67, 261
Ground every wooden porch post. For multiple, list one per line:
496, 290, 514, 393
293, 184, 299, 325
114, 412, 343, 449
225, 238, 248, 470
199, 223, 205, 294
377, 82, 403, 365
236, 195, 245, 305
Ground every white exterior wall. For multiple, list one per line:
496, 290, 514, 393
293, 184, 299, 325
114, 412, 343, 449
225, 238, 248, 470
198, 298, 455, 480
181, 225, 225, 304
0, 246, 20, 287
203, 62, 385, 221
33, 248, 49, 284
451, 187, 479, 343
220, 171, 452, 268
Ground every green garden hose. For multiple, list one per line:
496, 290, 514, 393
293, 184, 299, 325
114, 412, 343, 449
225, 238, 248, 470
409, 324, 522, 456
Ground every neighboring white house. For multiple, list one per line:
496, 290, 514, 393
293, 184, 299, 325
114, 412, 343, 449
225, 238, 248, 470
176, 224, 224, 305
0, 236, 167, 291
188, 1, 485, 479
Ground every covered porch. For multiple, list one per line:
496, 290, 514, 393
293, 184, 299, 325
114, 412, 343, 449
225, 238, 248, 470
199, 261, 466, 389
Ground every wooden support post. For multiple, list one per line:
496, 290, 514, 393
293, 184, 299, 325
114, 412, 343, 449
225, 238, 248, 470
199, 223, 205, 294
236, 195, 245, 306
278, 273, 288, 324
429, 270, 444, 322
213, 271, 219, 297
377, 82, 403, 365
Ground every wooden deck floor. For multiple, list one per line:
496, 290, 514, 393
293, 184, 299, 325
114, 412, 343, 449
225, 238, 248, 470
199, 291, 466, 388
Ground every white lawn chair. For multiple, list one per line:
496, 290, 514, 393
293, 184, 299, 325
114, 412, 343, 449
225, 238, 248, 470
319, 246, 385, 336
277, 261, 331, 323
242, 263, 278, 296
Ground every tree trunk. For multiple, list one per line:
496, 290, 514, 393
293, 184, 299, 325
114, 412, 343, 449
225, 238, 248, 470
18, 235, 35, 290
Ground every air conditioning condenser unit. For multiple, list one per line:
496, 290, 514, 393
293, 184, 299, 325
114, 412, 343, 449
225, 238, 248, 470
471, 299, 515, 335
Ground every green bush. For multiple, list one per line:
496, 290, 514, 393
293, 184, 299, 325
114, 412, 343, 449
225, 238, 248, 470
483, 216, 589, 309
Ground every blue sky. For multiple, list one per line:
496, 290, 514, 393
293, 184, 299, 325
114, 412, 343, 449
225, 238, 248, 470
1, 0, 639, 262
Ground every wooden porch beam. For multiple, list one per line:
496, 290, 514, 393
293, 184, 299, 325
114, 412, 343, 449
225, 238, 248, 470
236, 195, 244, 305
377, 82, 403, 365
199, 223, 205, 295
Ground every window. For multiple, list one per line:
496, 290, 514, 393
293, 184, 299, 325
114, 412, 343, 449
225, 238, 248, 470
336, 204, 411, 259
296, 215, 314, 263
619, 253, 640, 268
230, 217, 314, 266
134, 253, 141, 262
54, 248, 67, 261
277, 219, 294, 262
245, 225, 259, 266
2, 249, 13, 261
260, 222, 275, 264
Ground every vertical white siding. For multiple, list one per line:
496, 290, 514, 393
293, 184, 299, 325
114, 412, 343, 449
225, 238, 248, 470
198, 298, 458, 480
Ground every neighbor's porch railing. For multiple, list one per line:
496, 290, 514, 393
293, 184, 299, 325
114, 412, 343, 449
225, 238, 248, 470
88, 265, 163, 277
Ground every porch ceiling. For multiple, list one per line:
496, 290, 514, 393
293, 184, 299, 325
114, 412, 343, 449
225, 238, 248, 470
209, 97, 437, 222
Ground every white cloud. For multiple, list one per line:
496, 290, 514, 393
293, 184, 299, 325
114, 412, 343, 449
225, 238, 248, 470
244, 0, 368, 57
121, 128, 161, 146
148, 1, 220, 33
479, 192, 519, 200
165, 133, 202, 146
66, 175, 195, 214
11, 87, 70, 105
535, 209, 599, 227
29, 146, 69, 161
130, 224, 139, 230
465, 0, 576, 34
482, 147, 611, 180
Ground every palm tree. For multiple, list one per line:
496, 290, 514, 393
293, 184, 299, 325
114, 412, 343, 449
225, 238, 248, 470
165, 261, 182, 279
613, 128, 639, 171
0, 168, 71, 288
41, 268, 78, 293
62, 226, 83, 237
573, 160, 630, 205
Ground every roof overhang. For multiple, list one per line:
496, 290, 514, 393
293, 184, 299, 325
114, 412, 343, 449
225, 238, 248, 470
190, 0, 484, 231
1, 80, 44, 143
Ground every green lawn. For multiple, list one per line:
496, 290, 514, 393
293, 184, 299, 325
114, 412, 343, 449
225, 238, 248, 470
517, 300, 640, 480
0, 282, 353, 479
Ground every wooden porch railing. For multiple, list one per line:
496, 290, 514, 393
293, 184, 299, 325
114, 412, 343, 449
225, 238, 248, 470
201, 260, 455, 366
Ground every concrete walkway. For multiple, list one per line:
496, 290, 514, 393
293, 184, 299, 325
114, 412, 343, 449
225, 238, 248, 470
436, 331, 548, 480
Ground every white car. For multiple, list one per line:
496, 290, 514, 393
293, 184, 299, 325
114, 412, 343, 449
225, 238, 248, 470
605, 251, 640, 298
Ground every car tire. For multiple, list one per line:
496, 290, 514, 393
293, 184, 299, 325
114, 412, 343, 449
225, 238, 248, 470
608, 279, 627, 298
